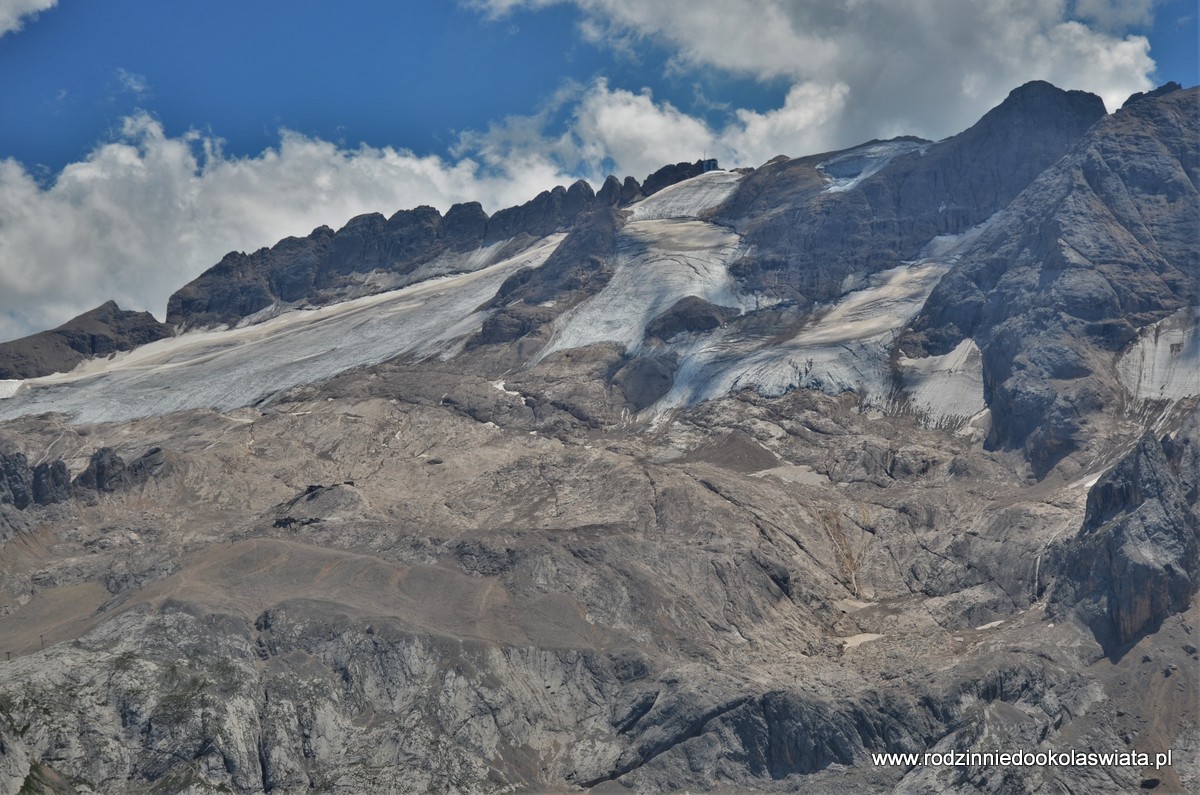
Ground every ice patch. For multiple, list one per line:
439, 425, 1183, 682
0, 235, 566, 424
751, 464, 826, 485
628, 170, 742, 221
896, 339, 986, 425
917, 218, 994, 260
818, 140, 928, 193
539, 219, 755, 360
841, 633, 884, 649
0, 380, 22, 400
1117, 307, 1199, 401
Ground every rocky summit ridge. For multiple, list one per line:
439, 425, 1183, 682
0, 81, 1196, 794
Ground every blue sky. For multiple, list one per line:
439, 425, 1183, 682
0, 0, 1195, 340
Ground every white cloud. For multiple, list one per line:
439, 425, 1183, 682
0, 0, 55, 37
726, 81, 850, 161
115, 68, 150, 99
1072, 0, 1158, 31
478, 0, 1157, 141
457, 77, 852, 185
570, 80, 717, 178
0, 114, 575, 340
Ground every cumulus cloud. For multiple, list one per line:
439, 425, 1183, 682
478, 0, 1157, 141
0, 0, 55, 37
0, 0, 53, 37
458, 77, 853, 185
0, 114, 575, 340
1072, 0, 1158, 31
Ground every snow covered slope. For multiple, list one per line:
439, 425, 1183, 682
0, 168, 997, 429
0, 235, 565, 424
538, 169, 985, 426
538, 218, 753, 360
896, 339, 986, 426
658, 261, 954, 414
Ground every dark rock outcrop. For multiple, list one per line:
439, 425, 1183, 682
1, 451, 72, 508
483, 179, 596, 244
642, 161, 707, 197
0, 451, 33, 509
0, 301, 174, 379
645, 296, 736, 342
1122, 80, 1184, 109
32, 461, 71, 506
489, 204, 624, 310
612, 355, 678, 411
1051, 412, 1200, 652
73, 448, 128, 493
74, 447, 169, 495
480, 304, 559, 345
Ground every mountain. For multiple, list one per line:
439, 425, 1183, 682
0, 300, 173, 379
0, 82, 1196, 794
905, 84, 1198, 476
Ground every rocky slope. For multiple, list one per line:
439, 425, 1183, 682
0, 301, 173, 379
0, 82, 1196, 794
904, 84, 1199, 477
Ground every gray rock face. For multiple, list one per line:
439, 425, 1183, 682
487, 204, 623, 312
72, 446, 169, 494
0, 452, 32, 509
642, 160, 708, 196
0, 300, 174, 378
904, 86, 1199, 476
31, 461, 71, 506
0, 366, 1193, 793
719, 82, 1105, 308
1052, 411, 1200, 651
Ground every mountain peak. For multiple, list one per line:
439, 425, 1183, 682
1122, 81, 1185, 109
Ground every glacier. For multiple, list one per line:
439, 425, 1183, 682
629, 170, 743, 220
0, 170, 994, 428
0, 235, 565, 424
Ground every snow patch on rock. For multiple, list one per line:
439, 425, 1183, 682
628, 170, 743, 220
896, 339, 987, 425
1117, 306, 1200, 401
817, 140, 928, 193
0, 380, 22, 400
